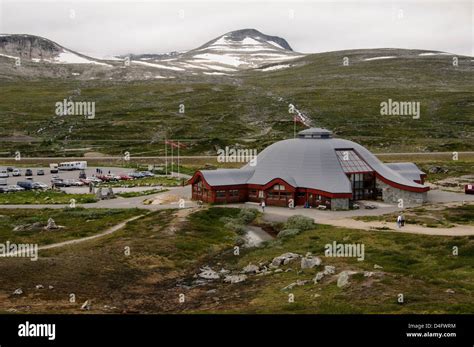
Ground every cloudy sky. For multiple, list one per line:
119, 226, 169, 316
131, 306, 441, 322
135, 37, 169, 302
0, 0, 472, 57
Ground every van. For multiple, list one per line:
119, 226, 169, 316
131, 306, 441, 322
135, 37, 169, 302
0, 169, 9, 178
17, 181, 34, 190
50, 163, 59, 174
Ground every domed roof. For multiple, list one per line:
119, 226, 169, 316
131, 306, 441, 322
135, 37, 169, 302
195, 128, 428, 195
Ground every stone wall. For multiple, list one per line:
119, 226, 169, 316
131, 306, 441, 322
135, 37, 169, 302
376, 179, 427, 205
331, 198, 350, 210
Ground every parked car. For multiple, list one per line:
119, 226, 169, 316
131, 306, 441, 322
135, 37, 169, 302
12, 168, 21, 177
118, 174, 133, 180
51, 178, 70, 187
32, 182, 48, 190
80, 177, 102, 185
25, 169, 33, 177
17, 181, 35, 190
6, 167, 14, 172
5, 185, 25, 192
141, 171, 155, 177
0, 169, 9, 178
465, 184, 474, 195
64, 179, 84, 186
37, 169, 45, 175
129, 172, 145, 179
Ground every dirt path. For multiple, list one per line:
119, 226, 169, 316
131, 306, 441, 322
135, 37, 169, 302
38, 215, 145, 252
318, 218, 474, 236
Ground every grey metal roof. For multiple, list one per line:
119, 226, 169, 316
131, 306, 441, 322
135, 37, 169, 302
200, 131, 428, 193
386, 162, 425, 182
199, 168, 254, 187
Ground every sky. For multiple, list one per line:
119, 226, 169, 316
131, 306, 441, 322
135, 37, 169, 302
0, 0, 472, 57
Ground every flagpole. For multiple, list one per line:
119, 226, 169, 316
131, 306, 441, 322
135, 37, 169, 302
177, 141, 180, 179
294, 115, 296, 138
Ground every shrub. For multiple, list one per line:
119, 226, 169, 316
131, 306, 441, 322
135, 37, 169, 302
277, 228, 300, 238
238, 208, 259, 224
284, 215, 315, 231
224, 221, 247, 235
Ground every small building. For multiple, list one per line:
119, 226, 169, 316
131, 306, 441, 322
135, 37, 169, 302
188, 128, 429, 210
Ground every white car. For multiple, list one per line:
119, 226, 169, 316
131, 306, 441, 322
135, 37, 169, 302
12, 169, 21, 177
6, 185, 25, 192
0, 169, 9, 178
32, 182, 49, 190
85, 177, 102, 184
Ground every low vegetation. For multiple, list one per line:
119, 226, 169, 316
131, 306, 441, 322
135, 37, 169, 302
0, 191, 97, 205
0, 207, 144, 245
116, 188, 168, 198
355, 203, 474, 228
98, 176, 182, 188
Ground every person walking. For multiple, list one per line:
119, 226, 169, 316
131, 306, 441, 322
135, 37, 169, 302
261, 200, 266, 212
396, 215, 402, 229
401, 214, 405, 227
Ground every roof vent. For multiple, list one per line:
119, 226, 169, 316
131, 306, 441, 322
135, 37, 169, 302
297, 128, 333, 139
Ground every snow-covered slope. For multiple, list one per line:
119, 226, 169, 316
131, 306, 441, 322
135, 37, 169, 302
0, 34, 113, 66
130, 29, 304, 73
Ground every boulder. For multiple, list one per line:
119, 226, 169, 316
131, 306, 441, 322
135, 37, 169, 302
35, 284, 44, 290
446, 289, 455, 294
81, 300, 91, 310
337, 271, 351, 288
300, 253, 322, 269
271, 252, 300, 267
198, 266, 220, 280
242, 264, 259, 274
223, 274, 247, 284
13, 288, 23, 295
45, 218, 58, 230
374, 264, 383, 269
313, 272, 325, 284
364, 271, 374, 277
323, 266, 336, 275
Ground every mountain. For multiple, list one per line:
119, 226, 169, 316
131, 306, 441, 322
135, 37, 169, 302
0, 34, 112, 66
0, 29, 305, 79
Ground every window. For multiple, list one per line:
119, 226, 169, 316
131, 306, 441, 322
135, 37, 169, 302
336, 150, 373, 173
273, 184, 285, 191
216, 190, 226, 198
297, 192, 306, 198
229, 190, 239, 197
249, 190, 257, 198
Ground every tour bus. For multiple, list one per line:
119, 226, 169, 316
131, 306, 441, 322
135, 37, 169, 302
58, 161, 87, 171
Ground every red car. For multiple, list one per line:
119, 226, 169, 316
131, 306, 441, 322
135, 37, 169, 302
118, 174, 133, 180
465, 184, 474, 195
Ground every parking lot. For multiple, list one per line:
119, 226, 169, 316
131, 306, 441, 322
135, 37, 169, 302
0, 166, 153, 192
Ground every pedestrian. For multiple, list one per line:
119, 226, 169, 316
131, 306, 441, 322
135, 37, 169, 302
396, 215, 402, 229
261, 200, 266, 212
401, 214, 405, 227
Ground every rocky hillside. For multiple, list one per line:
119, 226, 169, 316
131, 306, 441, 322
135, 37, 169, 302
0, 29, 305, 80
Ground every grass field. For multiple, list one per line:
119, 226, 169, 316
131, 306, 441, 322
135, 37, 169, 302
0, 49, 472, 158
0, 190, 97, 205
0, 207, 144, 245
0, 207, 473, 314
